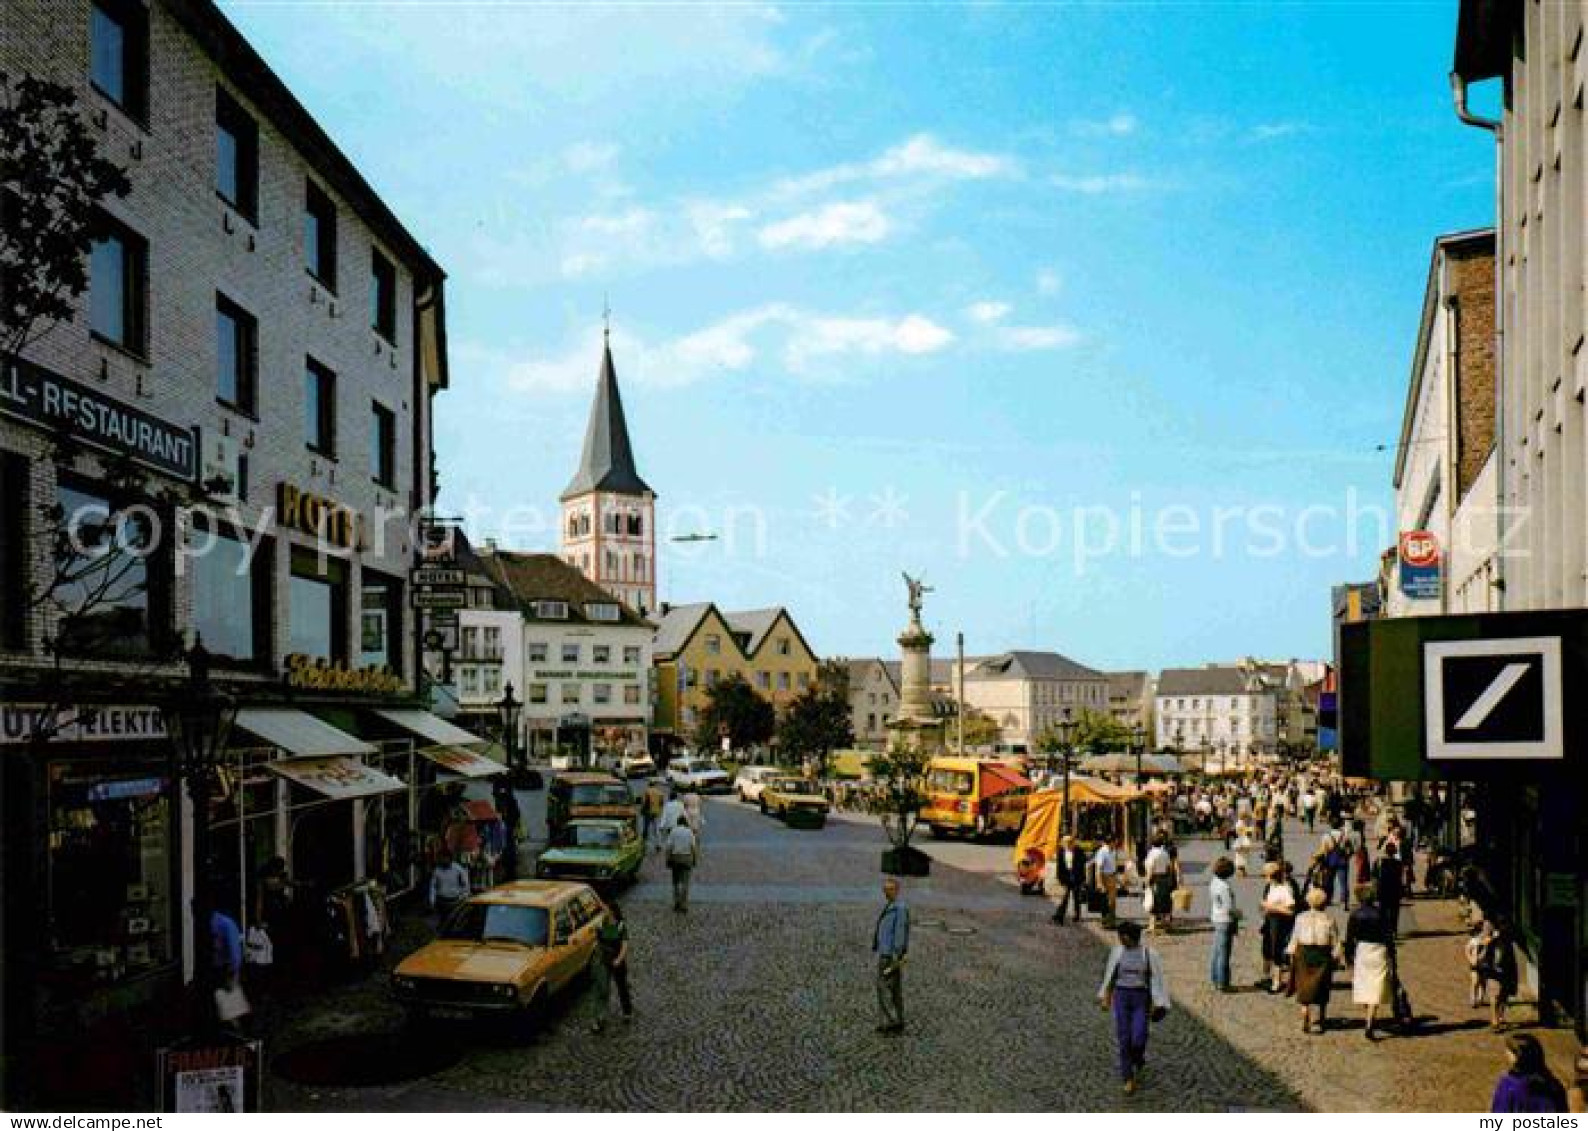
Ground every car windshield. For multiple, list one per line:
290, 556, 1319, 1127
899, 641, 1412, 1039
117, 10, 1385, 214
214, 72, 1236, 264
928, 769, 975, 795
563, 824, 621, 849
439, 902, 549, 947
774, 778, 819, 795
695, 762, 724, 775
572, 783, 631, 806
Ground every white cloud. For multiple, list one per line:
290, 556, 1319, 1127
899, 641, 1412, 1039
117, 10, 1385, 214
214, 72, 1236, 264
773, 133, 1019, 198
1048, 172, 1151, 194
1035, 268, 1063, 295
1073, 112, 1138, 138
481, 303, 956, 394
1249, 121, 1305, 141
564, 141, 620, 173
965, 300, 1011, 324
686, 201, 754, 259
578, 209, 655, 237
998, 324, 1082, 351
758, 200, 892, 250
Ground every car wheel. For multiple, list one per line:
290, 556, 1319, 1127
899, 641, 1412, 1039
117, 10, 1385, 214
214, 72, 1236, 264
759, 799, 769, 815
974, 814, 988, 838
929, 825, 946, 840
739, 788, 750, 803
510, 985, 549, 1043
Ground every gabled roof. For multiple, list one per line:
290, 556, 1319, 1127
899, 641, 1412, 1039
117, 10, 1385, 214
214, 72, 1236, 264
1106, 670, 1150, 701
723, 608, 781, 655
561, 337, 652, 500
969, 650, 1106, 682
651, 603, 818, 663
845, 658, 899, 694
1155, 666, 1266, 697
482, 550, 649, 627
652, 603, 719, 658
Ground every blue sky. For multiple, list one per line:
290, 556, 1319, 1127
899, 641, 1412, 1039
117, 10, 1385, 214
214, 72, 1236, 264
223, 0, 1496, 672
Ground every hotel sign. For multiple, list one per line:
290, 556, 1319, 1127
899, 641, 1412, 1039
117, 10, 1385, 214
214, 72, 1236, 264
0, 353, 197, 481
278, 484, 361, 550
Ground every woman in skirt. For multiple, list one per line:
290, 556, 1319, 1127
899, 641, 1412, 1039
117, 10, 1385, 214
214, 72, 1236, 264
1287, 886, 1342, 1034
1345, 883, 1394, 1040
1259, 860, 1300, 993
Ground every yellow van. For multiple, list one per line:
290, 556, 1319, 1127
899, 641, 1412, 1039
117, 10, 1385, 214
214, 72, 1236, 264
922, 756, 1032, 839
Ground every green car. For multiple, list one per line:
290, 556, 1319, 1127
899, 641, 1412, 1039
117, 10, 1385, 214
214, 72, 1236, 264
535, 818, 644, 885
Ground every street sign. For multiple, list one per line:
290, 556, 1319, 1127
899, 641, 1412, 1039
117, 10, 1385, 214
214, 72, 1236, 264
411, 586, 466, 609
1398, 530, 1441, 600
411, 567, 465, 587
1423, 636, 1562, 760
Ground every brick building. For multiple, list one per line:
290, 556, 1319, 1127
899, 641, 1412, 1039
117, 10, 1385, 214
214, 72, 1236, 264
1, 0, 458, 1104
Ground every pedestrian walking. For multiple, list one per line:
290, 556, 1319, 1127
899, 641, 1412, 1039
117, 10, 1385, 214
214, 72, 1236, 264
1491, 1033, 1568, 1113
1321, 819, 1352, 909
873, 877, 909, 1035
493, 779, 522, 880
1286, 886, 1342, 1034
665, 819, 698, 913
682, 790, 705, 856
1474, 915, 1519, 1031
1344, 884, 1394, 1040
1051, 836, 1088, 925
1144, 835, 1176, 934
1097, 920, 1169, 1097
1373, 840, 1406, 938
591, 901, 634, 1032
1091, 838, 1120, 927
641, 779, 665, 848
427, 848, 471, 923
1207, 856, 1238, 991
1258, 861, 1300, 993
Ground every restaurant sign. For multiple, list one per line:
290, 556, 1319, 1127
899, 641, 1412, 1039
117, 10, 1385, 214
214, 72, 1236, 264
1, 353, 198, 481
284, 653, 404, 695
0, 703, 167, 745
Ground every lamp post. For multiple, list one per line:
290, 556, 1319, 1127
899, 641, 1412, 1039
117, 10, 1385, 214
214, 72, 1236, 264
497, 683, 523, 778
1057, 712, 1076, 836
1199, 736, 1212, 779
1132, 723, 1147, 783
162, 637, 237, 1030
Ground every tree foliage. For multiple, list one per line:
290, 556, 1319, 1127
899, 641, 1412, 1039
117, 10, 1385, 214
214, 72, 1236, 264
1035, 708, 1133, 754
869, 733, 936, 848
692, 673, 776, 754
2, 75, 132, 355
775, 669, 854, 777
957, 706, 1003, 749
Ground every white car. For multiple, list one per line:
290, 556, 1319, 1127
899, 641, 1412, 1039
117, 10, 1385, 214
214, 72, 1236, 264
620, 751, 657, 779
733, 765, 784, 804
666, 756, 732, 794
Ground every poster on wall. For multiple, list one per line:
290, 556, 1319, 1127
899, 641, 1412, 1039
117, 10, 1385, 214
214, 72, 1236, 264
157, 1037, 262, 1112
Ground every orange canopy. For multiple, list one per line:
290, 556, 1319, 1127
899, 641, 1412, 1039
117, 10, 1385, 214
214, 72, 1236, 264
981, 763, 1032, 798
1013, 779, 1142, 868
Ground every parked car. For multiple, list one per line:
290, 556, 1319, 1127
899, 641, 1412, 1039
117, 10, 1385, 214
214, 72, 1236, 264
734, 765, 784, 803
391, 881, 607, 1032
666, 756, 732, 794
547, 772, 637, 838
619, 751, 657, 779
535, 818, 644, 884
760, 776, 831, 827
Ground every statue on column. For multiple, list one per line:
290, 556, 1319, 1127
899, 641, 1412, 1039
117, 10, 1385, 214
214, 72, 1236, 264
901, 572, 932, 622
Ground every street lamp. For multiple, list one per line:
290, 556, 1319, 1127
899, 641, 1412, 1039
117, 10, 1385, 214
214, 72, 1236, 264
162, 637, 236, 1029
1057, 711, 1076, 836
1132, 723, 1147, 782
497, 683, 523, 777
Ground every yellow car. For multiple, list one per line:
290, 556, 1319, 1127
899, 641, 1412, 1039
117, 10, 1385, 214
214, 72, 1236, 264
391, 880, 607, 1030
759, 776, 831, 828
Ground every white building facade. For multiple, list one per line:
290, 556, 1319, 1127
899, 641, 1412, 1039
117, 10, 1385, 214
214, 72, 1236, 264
960, 651, 1110, 752
1155, 665, 1279, 767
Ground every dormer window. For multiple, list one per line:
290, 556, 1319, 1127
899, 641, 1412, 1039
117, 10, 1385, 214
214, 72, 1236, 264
585, 602, 620, 622
536, 600, 569, 619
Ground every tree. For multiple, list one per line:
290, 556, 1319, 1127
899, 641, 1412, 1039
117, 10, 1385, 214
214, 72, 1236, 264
776, 675, 853, 778
2, 75, 132, 355
692, 674, 775, 755
957, 706, 1003, 749
1072, 708, 1132, 753
870, 733, 935, 852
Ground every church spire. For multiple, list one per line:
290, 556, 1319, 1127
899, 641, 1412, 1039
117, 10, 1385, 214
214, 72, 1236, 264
560, 326, 652, 501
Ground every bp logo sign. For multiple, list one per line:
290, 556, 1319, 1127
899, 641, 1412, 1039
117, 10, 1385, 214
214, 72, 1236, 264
1423, 637, 1563, 760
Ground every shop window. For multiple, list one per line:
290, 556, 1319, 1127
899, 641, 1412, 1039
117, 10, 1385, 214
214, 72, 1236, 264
190, 519, 270, 666
90, 213, 147, 354
0, 452, 26, 650
215, 293, 258, 414
53, 479, 169, 659
47, 760, 173, 988
304, 181, 337, 290
215, 87, 258, 222
359, 569, 402, 673
287, 546, 347, 662
90, 0, 147, 123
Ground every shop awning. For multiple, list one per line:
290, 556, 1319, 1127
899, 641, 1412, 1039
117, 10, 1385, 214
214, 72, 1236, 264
233, 708, 373, 757
267, 756, 406, 800
418, 744, 506, 778
981, 763, 1032, 798
373, 708, 486, 747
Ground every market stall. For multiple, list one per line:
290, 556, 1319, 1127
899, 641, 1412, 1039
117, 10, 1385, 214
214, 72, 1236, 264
1013, 776, 1147, 867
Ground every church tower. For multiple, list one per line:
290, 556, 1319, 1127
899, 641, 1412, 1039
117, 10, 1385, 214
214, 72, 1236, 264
560, 328, 657, 613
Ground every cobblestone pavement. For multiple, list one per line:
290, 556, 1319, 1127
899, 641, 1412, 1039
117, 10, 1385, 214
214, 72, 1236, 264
263, 786, 1577, 1112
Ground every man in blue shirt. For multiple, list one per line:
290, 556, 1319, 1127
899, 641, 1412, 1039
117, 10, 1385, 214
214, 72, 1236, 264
872, 877, 910, 1035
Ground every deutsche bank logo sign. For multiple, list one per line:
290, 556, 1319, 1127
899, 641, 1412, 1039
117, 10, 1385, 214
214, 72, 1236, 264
1423, 637, 1564, 760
